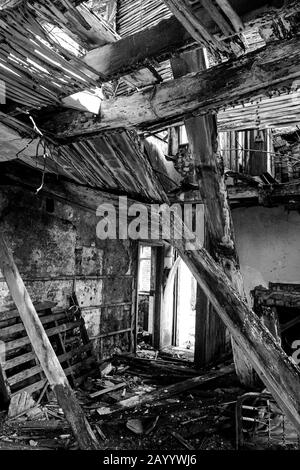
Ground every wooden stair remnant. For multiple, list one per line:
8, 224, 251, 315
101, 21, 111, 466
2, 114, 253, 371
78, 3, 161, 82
0, 233, 99, 450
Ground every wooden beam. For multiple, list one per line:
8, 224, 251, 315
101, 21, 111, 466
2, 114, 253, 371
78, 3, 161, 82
81, 17, 195, 81
0, 160, 161, 211
161, 0, 229, 54
0, 234, 99, 450
75, 0, 299, 83
41, 36, 300, 138
214, 0, 245, 33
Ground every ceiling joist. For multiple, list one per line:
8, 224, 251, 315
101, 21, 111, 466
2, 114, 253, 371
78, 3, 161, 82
41, 36, 300, 139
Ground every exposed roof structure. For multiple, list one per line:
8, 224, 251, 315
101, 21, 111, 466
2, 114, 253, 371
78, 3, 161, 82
0, 0, 299, 201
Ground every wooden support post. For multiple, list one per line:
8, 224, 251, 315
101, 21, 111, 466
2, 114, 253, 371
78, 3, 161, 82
171, 49, 254, 384
0, 233, 99, 450
0, 362, 10, 408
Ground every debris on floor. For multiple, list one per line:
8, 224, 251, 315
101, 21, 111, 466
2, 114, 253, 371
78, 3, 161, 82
1, 353, 299, 451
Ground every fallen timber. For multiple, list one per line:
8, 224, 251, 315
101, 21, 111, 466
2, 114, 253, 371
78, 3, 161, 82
97, 365, 234, 416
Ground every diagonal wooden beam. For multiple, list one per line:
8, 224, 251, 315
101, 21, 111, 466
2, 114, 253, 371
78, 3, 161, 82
41, 36, 300, 139
214, 0, 245, 32
161, 0, 230, 54
80, 16, 195, 81
0, 0, 21, 9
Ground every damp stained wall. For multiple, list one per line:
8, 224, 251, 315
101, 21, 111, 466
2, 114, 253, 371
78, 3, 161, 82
0, 186, 138, 358
232, 205, 300, 305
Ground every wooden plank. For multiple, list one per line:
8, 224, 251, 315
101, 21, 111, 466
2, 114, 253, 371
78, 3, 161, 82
3, 322, 82, 353
81, 16, 195, 81
162, 0, 229, 55
0, 311, 69, 337
11, 378, 48, 398
0, 362, 10, 406
41, 36, 300, 138
10, 357, 94, 398
0, 301, 57, 322
215, 0, 244, 32
4, 343, 92, 371
170, 431, 195, 450
201, 0, 234, 36
0, 234, 99, 450
90, 382, 126, 399
97, 365, 234, 415
0, 0, 22, 10
8, 344, 93, 386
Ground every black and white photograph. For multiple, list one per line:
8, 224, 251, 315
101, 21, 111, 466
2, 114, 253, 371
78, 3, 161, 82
0, 0, 299, 461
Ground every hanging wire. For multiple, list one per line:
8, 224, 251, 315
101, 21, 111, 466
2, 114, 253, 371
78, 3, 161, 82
17, 111, 52, 193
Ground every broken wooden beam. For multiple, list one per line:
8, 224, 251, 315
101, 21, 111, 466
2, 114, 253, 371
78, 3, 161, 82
41, 36, 300, 138
0, 233, 99, 450
97, 365, 234, 416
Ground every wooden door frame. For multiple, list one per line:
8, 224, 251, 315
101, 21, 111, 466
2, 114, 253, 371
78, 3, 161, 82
134, 241, 165, 352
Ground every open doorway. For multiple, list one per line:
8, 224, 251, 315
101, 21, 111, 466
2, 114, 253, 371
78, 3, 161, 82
173, 259, 197, 353
160, 252, 196, 361
160, 247, 197, 361
136, 243, 164, 353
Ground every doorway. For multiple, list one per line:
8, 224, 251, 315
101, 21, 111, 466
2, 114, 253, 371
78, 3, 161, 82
160, 250, 196, 361
136, 243, 164, 352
